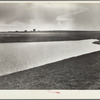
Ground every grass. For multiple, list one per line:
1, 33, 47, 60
0, 51, 100, 89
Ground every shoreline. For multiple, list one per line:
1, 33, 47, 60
0, 50, 100, 89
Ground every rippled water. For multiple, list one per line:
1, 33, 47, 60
0, 39, 100, 76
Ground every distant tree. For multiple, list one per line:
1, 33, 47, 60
24, 30, 27, 32
33, 29, 36, 32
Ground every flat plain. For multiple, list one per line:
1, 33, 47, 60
0, 31, 99, 89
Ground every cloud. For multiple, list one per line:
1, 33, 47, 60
0, 3, 100, 31
56, 7, 87, 25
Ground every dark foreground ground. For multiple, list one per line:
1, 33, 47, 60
0, 51, 100, 89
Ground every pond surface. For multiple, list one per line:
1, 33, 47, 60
0, 39, 100, 76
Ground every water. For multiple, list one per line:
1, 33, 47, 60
0, 39, 100, 76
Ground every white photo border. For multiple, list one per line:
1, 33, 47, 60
0, 1, 99, 99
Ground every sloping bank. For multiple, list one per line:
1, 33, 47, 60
0, 51, 100, 89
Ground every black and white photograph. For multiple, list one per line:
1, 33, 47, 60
0, 2, 100, 90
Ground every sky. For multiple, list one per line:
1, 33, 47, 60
0, 3, 100, 31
